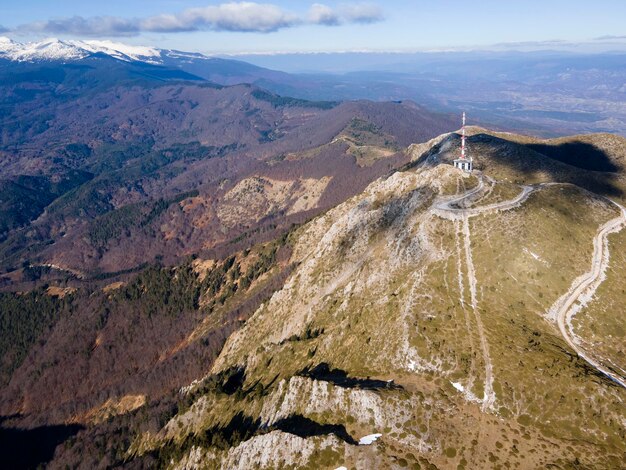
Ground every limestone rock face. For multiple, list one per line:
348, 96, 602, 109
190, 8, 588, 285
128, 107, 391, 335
129, 131, 626, 469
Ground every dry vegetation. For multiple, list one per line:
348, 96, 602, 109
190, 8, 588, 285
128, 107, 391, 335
3, 127, 626, 469
572, 227, 626, 375
128, 147, 626, 468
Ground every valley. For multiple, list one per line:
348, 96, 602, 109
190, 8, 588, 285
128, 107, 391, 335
2, 122, 624, 468
0, 53, 455, 286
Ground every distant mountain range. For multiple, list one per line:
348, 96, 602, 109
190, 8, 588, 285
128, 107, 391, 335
0, 36, 294, 86
3, 37, 625, 137
236, 50, 626, 136
0, 37, 167, 63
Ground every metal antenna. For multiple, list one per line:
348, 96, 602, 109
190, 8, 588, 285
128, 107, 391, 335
461, 112, 466, 160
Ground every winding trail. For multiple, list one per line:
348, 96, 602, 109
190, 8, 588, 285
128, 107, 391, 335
461, 214, 496, 411
549, 200, 626, 388
433, 180, 535, 216
433, 172, 536, 411
434, 171, 626, 392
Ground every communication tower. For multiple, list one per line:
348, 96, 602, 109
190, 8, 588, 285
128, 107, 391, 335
453, 112, 473, 172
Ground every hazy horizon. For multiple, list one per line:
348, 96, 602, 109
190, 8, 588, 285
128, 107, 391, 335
1, 0, 625, 55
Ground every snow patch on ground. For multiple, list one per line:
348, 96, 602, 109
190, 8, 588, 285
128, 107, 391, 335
450, 381, 482, 404
524, 247, 539, 260
405, 350, 442, 374
358, 433, 382, 445
451, 381, 464, 392
524, 247, 548, 265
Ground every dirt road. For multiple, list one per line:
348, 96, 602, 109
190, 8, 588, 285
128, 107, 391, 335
551, 200, 626, 388
435, 171, 626, 390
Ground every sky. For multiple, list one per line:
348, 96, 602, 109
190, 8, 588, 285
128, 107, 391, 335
1, 0, 625, 54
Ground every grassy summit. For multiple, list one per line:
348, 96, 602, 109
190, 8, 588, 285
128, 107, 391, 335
125, 130, 626, 469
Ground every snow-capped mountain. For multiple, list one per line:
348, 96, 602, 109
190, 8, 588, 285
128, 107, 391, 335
0, 37, 206, 64
0, 36, 295, 89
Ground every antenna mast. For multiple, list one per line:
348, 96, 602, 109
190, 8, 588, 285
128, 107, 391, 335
453, 111, 473, 172
461, 112, 466, 160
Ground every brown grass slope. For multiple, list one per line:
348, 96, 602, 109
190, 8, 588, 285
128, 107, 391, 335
2, 127, 625, 469
122, 130, 626, 469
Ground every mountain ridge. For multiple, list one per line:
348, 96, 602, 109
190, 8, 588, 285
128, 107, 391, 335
1, 36, 625, 468
0, 37, 192, 63
1, 127, 625, 468
126, 129, 626, 469
0, 61, 456, 286
3, 37, 624, 137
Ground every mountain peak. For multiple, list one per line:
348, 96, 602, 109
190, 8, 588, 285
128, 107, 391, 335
77, 39, 162, 63
0, 37, 173, 64
0, 37, 87, 62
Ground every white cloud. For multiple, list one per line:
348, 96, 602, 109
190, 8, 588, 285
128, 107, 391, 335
308, 4, 340, 26
12, 2, 384, 37
142, 3, 301, 33
340, 2, 384, 24
21, 16, 139, 37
